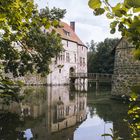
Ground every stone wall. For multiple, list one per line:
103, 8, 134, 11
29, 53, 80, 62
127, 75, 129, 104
4, 72, 47, 85
18, 74, 47, 85
112, 38, 140, 96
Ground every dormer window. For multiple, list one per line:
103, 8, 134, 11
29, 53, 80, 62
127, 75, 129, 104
67, 32, 70, 36
63, 29, 70, 36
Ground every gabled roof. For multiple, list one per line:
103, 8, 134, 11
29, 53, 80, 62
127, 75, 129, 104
56, 21, 85, 46
111, 37, 123, 54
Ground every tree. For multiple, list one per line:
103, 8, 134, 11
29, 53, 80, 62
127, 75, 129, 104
87, 38, 119, 74
88, 1, 140, 138
88, 0, 140, 59
87, 40, 96, 73
86, 40, 96, 52
0, 0, 66, 102
0, 1, 66, 76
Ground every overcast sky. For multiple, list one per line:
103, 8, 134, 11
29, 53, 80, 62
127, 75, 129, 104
35, 0, 121, 44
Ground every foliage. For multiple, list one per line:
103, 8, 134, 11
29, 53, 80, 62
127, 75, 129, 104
101, 88, 140, 140
86, 40, 96, 52
88, 1, 140, 139
132, 49, 140, 60
0, 75, 24, 104
0, 112, 24, 140
88, 0, 140, 59
125, 87, 140, 139
0, 0, 66, 102
87, 38, 119, 74
0, 1, 66, 76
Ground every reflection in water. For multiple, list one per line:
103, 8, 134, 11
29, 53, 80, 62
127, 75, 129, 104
74, 108, 113, 140
87, 85, 131, 140
24, 129, 33, 140
0, 85, 131, 140
0, 85, 87, 140
47, 85, 87, 133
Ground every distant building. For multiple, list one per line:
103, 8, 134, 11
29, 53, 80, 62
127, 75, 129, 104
112, 38, 140, 96
47, 21, 87, 85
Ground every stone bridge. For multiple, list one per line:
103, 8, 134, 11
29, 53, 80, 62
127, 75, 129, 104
69, 73, 112, 82
69, 73, 112, 90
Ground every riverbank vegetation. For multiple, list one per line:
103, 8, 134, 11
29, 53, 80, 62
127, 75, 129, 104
0, 0, 65, 102
87, 38, 119, 74
88, 0, 140, 139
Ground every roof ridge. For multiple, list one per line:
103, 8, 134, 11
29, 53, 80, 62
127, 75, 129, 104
56, 21, 86, 46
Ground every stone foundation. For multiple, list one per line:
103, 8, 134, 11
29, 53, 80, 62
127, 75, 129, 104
12, 74, 47, 85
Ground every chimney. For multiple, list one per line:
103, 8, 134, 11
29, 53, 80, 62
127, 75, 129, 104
70, 21, 75, 32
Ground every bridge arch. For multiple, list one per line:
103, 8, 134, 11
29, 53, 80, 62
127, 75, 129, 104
69, 67, 75, 74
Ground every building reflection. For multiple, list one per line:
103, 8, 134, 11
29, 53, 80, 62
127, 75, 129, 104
0, 85, 87, 140
47, 85, 87, 133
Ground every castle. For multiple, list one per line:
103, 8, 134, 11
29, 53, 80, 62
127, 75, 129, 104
47, 21, 87, 85
15, 21, 87, 85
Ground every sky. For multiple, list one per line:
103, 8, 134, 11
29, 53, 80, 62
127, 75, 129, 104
35, 0, 122, 44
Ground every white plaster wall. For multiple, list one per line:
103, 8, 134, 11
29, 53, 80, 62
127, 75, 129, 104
47, 39, 80, 85
77, 45, 87, 73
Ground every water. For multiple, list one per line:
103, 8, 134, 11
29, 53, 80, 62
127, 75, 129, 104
0, 85, 131, 140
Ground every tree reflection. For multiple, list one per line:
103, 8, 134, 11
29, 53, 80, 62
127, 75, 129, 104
0, 85, 87, 140
88, 100, 131, 139
0, 112, 24, 140
126, 90, 140, 139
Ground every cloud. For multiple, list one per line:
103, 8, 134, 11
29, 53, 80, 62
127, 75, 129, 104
76, 22, 105, 43
35, 0, 121, 43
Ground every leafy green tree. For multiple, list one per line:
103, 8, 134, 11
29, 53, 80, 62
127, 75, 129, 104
88, 0, 140, 59
87, 40, 96, 73
87, 38, 119, 74
0, 2, 66, 76
0, 0, 66, 102
86, 40, 96, 52
88, 0, 140, 48
88, 1, 140, 138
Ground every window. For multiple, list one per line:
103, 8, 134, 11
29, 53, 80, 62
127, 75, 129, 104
66, 53, 70, 62
59, 52, 65, 61
67, 41, 68, 47
60, 54, 63, 61
56, 97, 64, 120
59, 69, 61, 73
55, 56, 57, 64
63, 29, 70, 36
67, 32, 70, 36
66, 106, 69, 116
80, 57, 82, 66
74, 54, 76, 63
83, 58, 85, 66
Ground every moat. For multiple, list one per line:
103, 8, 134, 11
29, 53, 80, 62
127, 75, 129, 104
0, 84, 130, 140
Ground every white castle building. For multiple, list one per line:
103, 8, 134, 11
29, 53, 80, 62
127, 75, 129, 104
47, 21, 87, 85
12, 21, 87, 85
